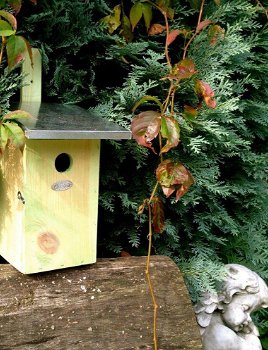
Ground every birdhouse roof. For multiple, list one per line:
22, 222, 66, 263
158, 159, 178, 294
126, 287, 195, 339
15, 102, 131, 140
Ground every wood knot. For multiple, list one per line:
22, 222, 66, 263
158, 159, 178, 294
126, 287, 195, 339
37, 232, 60, 254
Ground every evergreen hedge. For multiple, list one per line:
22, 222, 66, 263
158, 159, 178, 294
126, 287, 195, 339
2, 0, 268, 345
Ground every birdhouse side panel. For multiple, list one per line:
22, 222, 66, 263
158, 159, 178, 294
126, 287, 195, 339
22, 139, 100, 273
0, 144, 25, 269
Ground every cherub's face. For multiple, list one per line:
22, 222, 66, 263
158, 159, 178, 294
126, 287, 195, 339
221, 294, 260, 334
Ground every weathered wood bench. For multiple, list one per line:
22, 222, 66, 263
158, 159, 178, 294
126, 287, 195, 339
0, 256, 202, 349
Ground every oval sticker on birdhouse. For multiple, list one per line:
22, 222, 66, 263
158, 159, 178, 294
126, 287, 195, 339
51, 180, 73, 191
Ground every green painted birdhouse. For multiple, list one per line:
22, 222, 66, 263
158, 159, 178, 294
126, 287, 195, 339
0, 50, 131, 274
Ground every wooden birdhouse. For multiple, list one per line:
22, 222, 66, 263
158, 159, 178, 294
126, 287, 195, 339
0, 50, 131, 274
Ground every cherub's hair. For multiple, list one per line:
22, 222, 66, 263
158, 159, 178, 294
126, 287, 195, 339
195, 264, 268, 333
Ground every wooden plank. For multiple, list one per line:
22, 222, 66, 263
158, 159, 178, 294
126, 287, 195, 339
0, 143, 24, 269
21, 48, 42, 102
0, 256, 202, 350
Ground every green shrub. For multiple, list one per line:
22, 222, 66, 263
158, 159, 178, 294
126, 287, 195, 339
18, 0, 268, 343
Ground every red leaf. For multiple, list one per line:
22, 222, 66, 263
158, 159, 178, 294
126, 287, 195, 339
160, 115, 180, 153
161, 185, 176, 198
151, 197, 165, 233
175, 172, 194, 201
195, 80, 217, 109
156, 160, 194, 201
148, 23, 166, 36
131, 110, 161, 152
156, 160, 189, 187
196, 19, 212, 34
166, 29, 180, 46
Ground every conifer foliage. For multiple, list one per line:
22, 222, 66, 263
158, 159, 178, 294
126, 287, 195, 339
7, 0, 268, 346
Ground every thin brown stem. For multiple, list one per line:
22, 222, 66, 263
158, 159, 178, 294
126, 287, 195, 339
256, 0, 268, 19
163, 12, 172, 69
197, 0, 205, 28
0, 37, 6, 66
149, 182, 159, 204
146, 205, 158, 350
163, 82, 175, 113
183, 0, 205, 59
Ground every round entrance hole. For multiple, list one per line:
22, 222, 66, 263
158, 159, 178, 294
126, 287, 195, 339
55, 153, 72, 172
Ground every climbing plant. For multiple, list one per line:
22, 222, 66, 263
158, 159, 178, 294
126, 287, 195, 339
11, 0, 268, 347
0, 0, 34, 155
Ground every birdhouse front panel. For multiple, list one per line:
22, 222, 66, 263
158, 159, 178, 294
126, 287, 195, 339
0, 139, 100, 274
0, 101, 131, 274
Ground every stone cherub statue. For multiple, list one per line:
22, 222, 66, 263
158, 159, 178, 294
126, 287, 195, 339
195, 264, 268, 350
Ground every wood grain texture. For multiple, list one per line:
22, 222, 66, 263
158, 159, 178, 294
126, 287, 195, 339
0, 256, 203, 350
21, 48, 42, 102
0, 139, 100, 274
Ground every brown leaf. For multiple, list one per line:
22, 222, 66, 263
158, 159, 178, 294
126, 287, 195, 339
151, 197, 165, 233
183, 105, 198, 119
120, 250, 132, 257
170, 58, 197, 80
208, 25, 225, 46
148, 23, 166, 36
156, 160, 194, 201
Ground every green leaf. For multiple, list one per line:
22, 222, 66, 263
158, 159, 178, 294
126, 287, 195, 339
142, 3, 152, 32
0, 19, 15, 36
188, 0, 202, 10
160, 116, 180, 153
3, 109, 31, 121
6, 35, 30, 70
156, 0, 174, 19
131, 110, 161, 152
3, 122, 25, 150
132, 95, 163, 113
0, 1, 6, 9
0, 10, 17, 30
0, 124, 8, 155
151, 197, 165, 233
120, 15, 133, 42
130, 2, 143, 31
101, 4, 121, 34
